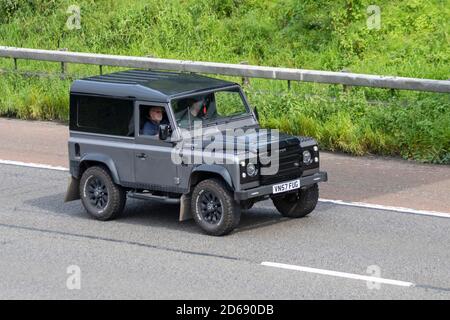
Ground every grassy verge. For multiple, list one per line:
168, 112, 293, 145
0, 73, 448, 164
0, 0, 449, 163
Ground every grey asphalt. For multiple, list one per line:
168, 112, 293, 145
0, 163, 449, 299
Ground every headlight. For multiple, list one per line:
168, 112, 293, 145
246, 163, 258, 177
303, 150, 312, 164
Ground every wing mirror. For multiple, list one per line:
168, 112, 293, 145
159, 124, 171, 140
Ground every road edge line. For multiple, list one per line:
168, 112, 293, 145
318, 198, 450, 218
0, 159, 68, 171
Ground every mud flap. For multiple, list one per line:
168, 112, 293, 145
64, 176, 80, 202
179, 194, 192, 221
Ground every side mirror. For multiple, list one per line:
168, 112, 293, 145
253, 106, 260, 122
159, 124, 171, 140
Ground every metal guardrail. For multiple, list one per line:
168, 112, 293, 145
0, 46, 449, 93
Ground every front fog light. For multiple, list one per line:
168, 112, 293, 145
246, 163, 258, 177
303, 150, 312, 164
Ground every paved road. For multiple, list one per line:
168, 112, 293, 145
0, 163, 449, 299
1, 118, 449, 213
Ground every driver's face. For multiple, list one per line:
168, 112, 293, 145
149, 107, 163, 123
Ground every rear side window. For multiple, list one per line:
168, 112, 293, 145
70, 95, 134, 137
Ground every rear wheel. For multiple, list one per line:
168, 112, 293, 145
79, 166, 126, 221
272, 183, 319, 218
191, 179, 240, 236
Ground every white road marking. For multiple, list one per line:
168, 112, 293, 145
0, 159, 68, 171
0, 158, 448, 218
261, 262, 415, 287
319, 198, 450, 218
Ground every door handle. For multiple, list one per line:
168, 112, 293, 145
136, 153, 147, 159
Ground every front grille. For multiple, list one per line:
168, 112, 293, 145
259, 144, 302, 185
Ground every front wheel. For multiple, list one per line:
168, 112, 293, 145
272, 183, 319, 218
191, 179, 240, 236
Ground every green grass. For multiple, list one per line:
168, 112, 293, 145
0, 0, 449, 163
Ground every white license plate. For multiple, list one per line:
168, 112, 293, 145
272, 179, 300, 194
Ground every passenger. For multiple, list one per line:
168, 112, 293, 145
176, 97, 206, 128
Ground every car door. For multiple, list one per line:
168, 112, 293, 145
134, 101, 178, 191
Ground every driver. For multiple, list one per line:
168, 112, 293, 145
142, 106, 168, 136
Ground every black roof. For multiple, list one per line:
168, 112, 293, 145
70, 69, 237, 102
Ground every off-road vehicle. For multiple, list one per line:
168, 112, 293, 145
65, 69, 328, 236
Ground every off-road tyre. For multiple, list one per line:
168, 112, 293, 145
272, 183, 319, 218
191, 179, 240, 236
79, 166, 126, 221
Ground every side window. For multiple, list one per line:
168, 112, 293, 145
71, 95, 134, 137
139, 105, 169, 137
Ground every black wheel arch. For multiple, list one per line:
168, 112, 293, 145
76, 154, 120, 184
189, 165, 234, 193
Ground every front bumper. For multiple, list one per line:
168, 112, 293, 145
234, 171, 328, 201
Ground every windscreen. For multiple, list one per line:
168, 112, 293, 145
171, 87, 249, 129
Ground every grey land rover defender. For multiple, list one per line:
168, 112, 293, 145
65, 69, 328, 236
